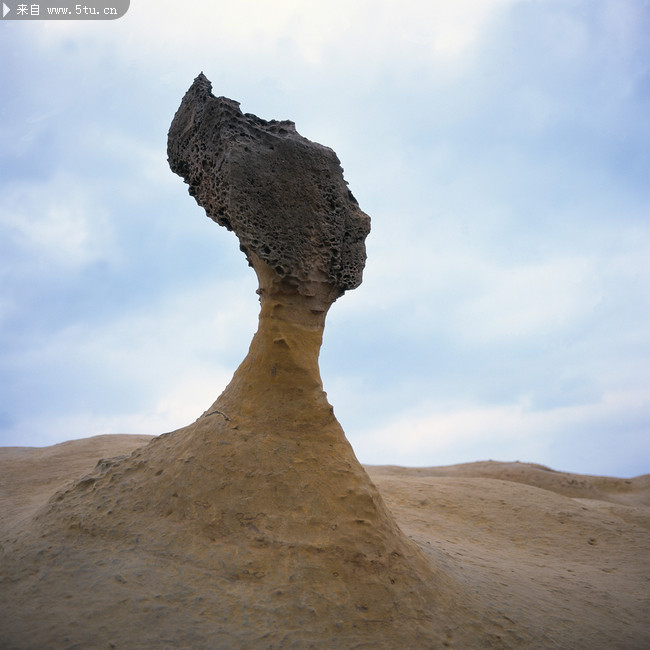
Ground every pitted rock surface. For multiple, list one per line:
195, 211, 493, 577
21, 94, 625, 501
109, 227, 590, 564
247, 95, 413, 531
0, 77, 483, 649
168, 73, 370, 302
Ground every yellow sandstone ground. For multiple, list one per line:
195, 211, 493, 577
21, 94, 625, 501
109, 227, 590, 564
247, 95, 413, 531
1, 433, 648, 648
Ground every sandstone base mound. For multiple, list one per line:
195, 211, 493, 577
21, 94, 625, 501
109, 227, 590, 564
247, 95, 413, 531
1, 435, 648, 648
0, 412, 472, 649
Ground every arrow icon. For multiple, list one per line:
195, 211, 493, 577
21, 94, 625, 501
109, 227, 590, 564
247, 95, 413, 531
2, 3, 9, 18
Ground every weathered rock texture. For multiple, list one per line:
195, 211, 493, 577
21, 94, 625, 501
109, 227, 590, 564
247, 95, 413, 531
3, 440, 650, 649
3, 77, 645, 649
0, 76, 482, 647
168, 73, 370, 307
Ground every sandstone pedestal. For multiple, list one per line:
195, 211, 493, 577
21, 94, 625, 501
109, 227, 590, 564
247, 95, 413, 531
0, 76, 478, 647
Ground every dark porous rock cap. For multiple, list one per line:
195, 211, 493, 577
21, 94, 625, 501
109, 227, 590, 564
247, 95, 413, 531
167, 73, 370, 302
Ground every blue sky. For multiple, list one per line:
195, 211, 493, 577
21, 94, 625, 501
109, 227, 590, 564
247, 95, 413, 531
1, 0, 649, 477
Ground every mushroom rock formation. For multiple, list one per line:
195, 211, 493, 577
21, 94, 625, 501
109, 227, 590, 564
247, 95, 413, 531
165, 73, 372, 441
167, 72, 370, 307
0, 75, 480, 648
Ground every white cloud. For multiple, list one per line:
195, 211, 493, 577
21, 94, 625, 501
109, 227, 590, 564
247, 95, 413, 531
0, 275, 259, 447
342, 214, 602, 345
31, 0, 520, 73
418, 0, 516, 59
354, 387, 650, 476
0, 172, 114, 269
455, 256, 600, 343
80, 125, 172, 190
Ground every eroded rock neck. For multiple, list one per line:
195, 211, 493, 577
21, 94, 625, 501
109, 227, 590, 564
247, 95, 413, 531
206, 260, 338, 425
167, 77, 371, 431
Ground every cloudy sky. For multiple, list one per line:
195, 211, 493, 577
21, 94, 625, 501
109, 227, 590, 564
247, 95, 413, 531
1, 0, 649, 477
